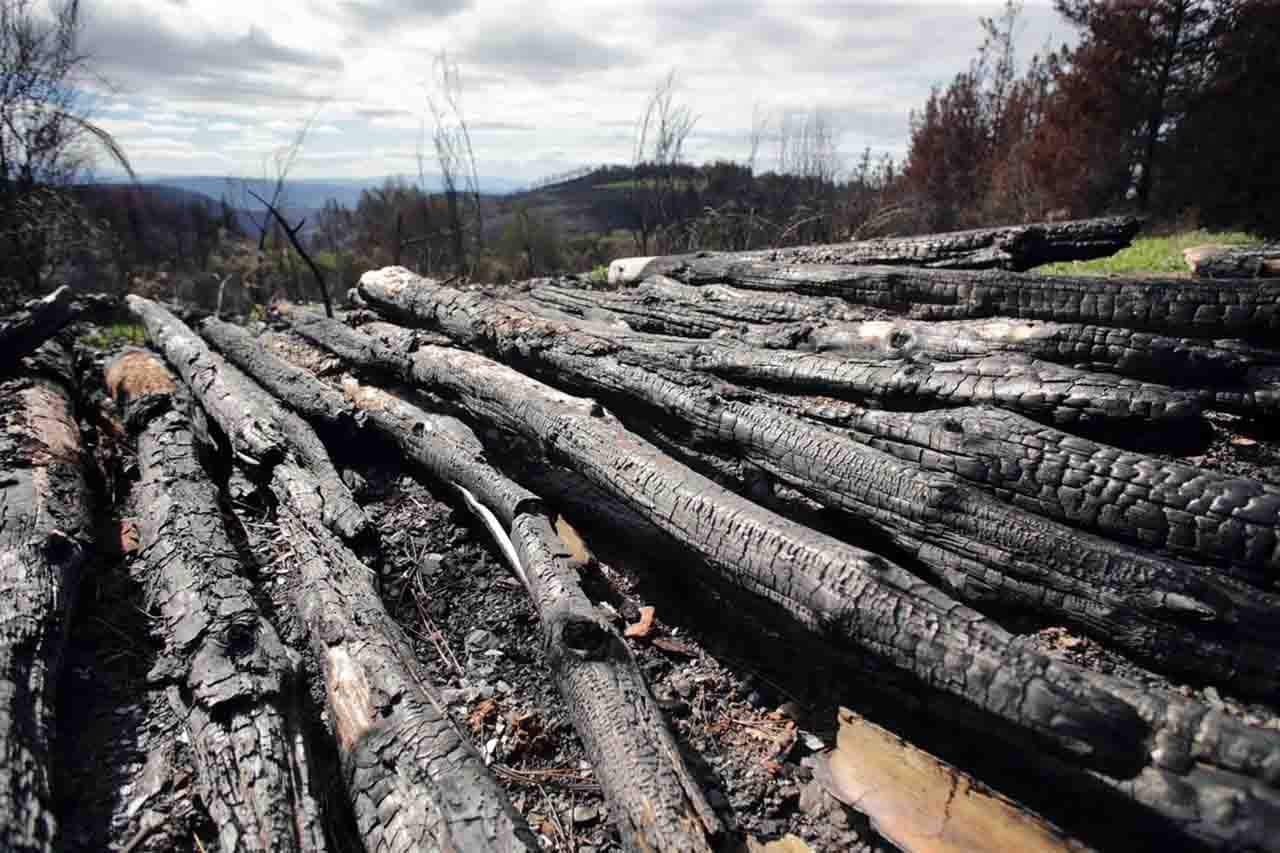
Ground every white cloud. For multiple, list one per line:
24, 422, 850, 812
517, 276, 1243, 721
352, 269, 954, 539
80, 0, 1075, 181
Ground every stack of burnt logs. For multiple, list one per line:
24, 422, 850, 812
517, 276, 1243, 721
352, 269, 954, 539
5, 217, 1280, 852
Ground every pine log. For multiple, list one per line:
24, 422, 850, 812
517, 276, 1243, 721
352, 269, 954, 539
205, 318, 722, 850
281, 306, 1280, 850
270, 465, 540, 853
1187, 244, 1280, 279
610, 216, 1143, 281
126, 295, 371, 548
0, 342, 90, 853
781, 402, 1280, 582
108, 349, 328, 852
656, 256, 1280, 341
0, 287, 115, 373
355, 270, 1280, 692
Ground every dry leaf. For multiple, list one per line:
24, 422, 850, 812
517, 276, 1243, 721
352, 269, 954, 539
467, 698, 499, 734
555, 514, 594, 566
1231, 436, 1258, 447
624, 605, 656, 638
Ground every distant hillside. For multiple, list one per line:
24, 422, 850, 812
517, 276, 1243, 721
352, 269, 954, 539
99, 173, 529, 210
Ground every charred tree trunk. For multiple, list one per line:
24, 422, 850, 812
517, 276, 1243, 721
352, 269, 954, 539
781, 401, 1280, 582
201, 316, 723, 849
347, 271, 1280, 696
0, 287, 115, 373
281, 304, 1280, 850
270, 465, 539, 853
1187, 244, 1280, 279
107, 349, 328, 853
655, 257, 1280, 341
127, 295, 372, 549
535, 283, 1280, 387
0, 342, 90, 853
611, 215, 1143, 280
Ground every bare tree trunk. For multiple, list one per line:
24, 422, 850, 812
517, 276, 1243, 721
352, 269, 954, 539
108, 349, 328, 853
0, 342, 90, 853
0, 287, 115, 371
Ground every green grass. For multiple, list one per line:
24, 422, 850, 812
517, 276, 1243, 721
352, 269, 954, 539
1039, 229, 1259, 276
78, 322, 146, 349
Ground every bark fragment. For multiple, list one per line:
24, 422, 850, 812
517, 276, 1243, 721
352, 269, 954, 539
111, 349, 328, 853
0, 342, 89, 853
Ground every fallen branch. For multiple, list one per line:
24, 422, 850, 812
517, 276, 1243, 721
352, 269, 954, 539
1186, 244, 1280, 279
610, 216, 1143, 280
108, 349, 328, 852
0, 341, 90, 853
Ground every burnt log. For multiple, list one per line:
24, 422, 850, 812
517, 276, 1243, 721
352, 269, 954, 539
782, 402, 1280, 582
0, 342, 90, 853
283, 305, 1280, 850
127, 295, 371, 548
108, 349, 328, 852
270, 464, 540, 853
280, 304, 1159, 761
1187, 244, 1280, 279
0, 287, 115, 373
610, 215, 1143, 280
351, 270, 1280, 696
204, 320, 722, 850
657, 256, 1280, 341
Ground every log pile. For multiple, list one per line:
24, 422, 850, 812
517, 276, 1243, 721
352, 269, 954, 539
5, 216, 1280, 852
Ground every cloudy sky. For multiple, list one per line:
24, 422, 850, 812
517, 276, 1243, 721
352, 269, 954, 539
79, 0, 1075, 185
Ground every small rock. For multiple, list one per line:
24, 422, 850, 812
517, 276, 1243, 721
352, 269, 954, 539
1203, 686, 1225, 708
340, 468, 368, 497
466, 629, 502, 653
420, 553, 445, 577
669, 673, 696, 700
572, 805, 599, 825
497, 680, 513, 695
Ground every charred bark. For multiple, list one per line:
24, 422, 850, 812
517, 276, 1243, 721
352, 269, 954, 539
611, 216, 1143, 280
0, 287, 115, 374
1188, 244, 1280, 279
108, 349, 328, 852
0, 342, 90, 853
348, 270, 1280, 696
657, 257, 1280, 341
270, 464, 540, 853
127, 295, 372, 549
779, 402, 1280, 582
282, 305, 1280, 849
